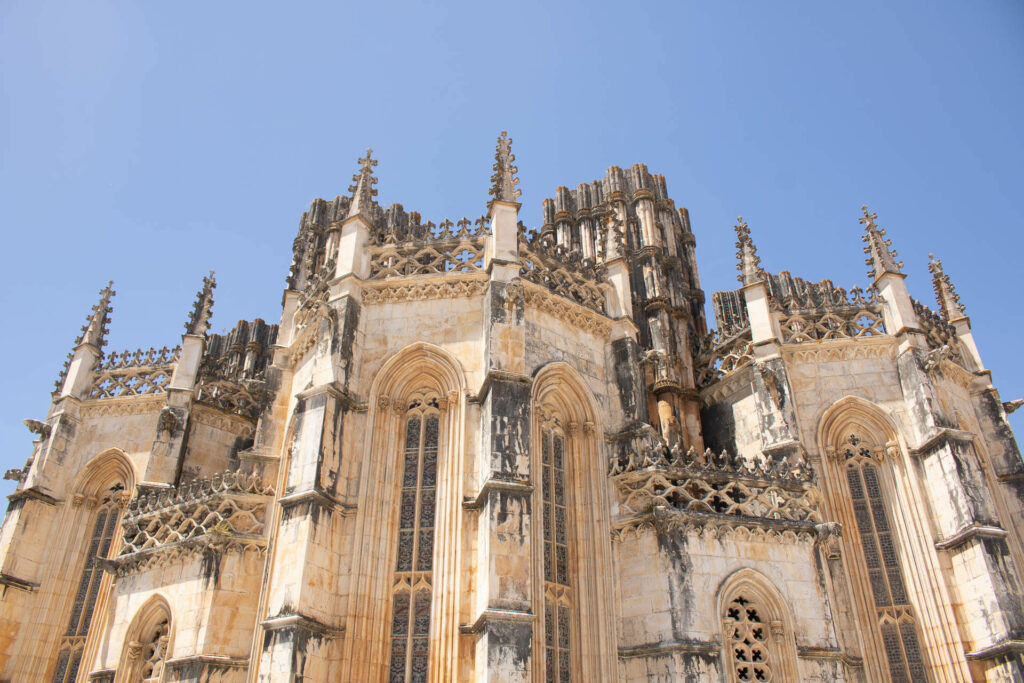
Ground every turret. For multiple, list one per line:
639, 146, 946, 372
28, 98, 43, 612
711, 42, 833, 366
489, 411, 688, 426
486, 131, 521, 281
58, 281, 115, 400
928, 254, 984, 369
860, 205, 919, 336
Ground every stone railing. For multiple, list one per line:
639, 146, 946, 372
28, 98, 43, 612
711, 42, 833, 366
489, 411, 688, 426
368, 217, 489, 279
695, 325, 754, 388
518, 236, 606, 314
113, 472, 274, 574
609, 430, 820, 539
776, 285, 887, 344
89, 347, 181, 399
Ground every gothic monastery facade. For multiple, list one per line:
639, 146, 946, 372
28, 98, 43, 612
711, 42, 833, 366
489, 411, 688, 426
0, 133, 1022, 682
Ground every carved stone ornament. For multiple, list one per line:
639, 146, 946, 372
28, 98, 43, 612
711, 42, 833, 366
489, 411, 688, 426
23, 419, 51, 440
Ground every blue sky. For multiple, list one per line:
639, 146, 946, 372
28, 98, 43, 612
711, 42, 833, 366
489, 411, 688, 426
1, 1, 1022, 491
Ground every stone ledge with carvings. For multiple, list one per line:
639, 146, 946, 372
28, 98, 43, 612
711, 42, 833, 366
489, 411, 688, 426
609, 431, 820, 539
106, 471, 274, 576
89, 347, 181, 400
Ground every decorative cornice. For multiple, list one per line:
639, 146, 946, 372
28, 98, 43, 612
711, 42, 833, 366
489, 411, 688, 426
277, 489, 357, 516
190, 404, 257, 437
964, 638, 1024, 662
459, 608, 534, 636
612, 508, 820, 543
79, 394, 165, 417
262, 612, 346, 638
110, 533, 268, 576
909, 427, 976, 457
934, 523, 1007, 551
0, 572, 39, 592
462, 477, 533, 510
699, 364, 754, 406
618, 639, 720, 659
8, 487, 59, 507
362, 274, 489, 305
780, 336, 897, 364
521, 279, 613, 338
164, 655, 249, 673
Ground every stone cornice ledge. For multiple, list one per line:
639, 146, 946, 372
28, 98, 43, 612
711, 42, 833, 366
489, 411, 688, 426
7, 487, 58, 506
459, 608, 534, 636
468, 370, 533, 404
612, 508, 820, 542
797, 645, 863, 668
262, 612, 345, 638
462, 477, 533, 510
964, 638, 1024, 661
294, 382, 366, 412
0, 572, 38, 592
934, 523, 1007, 551
277, 489, 356, 516
617, 639, 720, 659
909, 427, 977, 456
164, 655, 249, 671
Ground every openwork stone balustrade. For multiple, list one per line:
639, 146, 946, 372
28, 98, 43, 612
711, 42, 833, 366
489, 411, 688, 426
90, 347, 181, 399
112, 472, 274, 575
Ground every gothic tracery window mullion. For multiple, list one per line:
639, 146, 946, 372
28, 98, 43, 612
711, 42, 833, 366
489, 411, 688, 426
541, 425, 571, 683
52, 494, 122, 683
389, 400, 439, 683
842, 434, 927, 683
724, 594, 776, 682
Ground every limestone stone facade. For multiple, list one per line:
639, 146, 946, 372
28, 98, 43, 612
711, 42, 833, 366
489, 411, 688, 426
1, 133, 1022, 682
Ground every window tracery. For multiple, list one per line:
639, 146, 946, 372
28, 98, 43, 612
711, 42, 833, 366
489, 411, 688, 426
841, 433, 927, 682
52, 485, 124, 683
539, 414, 572, 683
137, 616, 169, 683
723, 594, 778, 682
389, 396, 440, 683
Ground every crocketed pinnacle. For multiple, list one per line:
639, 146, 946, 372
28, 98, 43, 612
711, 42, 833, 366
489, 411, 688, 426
77, 281, 115, 349
185, 270, 217, 335
734, 217, 766, 285
860, 204, 903, 280
347, 148, 379, 219
927, 254, 966, 320
488, 131, 521, 206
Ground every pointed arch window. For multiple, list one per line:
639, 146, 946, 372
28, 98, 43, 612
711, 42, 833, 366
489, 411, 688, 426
539, 419, 572, 683
723, 594, 779, 682
388, 397, 440, 683
52, 485, 124, 683
841, 433, 927, 682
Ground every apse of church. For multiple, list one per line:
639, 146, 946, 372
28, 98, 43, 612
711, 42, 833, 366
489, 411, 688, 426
0, 133, 1022, 682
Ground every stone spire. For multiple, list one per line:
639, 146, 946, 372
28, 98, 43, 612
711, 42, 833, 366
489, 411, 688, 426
488, 131, 521, 206
347, 148, 379, 219
734, 217, 766, 285
185, 270, 216, 336
928, 254, 966, 320
77, 281, 115, 349
860, 204, 903, 280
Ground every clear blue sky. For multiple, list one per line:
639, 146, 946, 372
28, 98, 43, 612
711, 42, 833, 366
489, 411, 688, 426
2, 1, 1022, 492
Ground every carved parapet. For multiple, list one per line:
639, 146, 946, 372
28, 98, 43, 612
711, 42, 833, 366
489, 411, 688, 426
695, 324, 754, 388
609, 427, 819, 533
111, 471, 274, 575
367, 216, 489, 279
518, 237, 607, 314
89, 347, 181, 399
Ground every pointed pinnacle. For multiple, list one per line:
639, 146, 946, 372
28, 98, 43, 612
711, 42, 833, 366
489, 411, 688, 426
185, 270, 217, 335
347, 147, 379, 219
77, 280, 116, 349
927, 254, 965, 320
489, 131, 522, 206
734, 216, 765, 285
860, 204, 903, 280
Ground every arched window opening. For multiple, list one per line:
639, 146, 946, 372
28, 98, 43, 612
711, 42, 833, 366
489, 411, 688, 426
389, 396, 440, 683
52, 483, 125, 683
841, 433, 927, 682
723, 594, 779, 682
540, 423, 571, 683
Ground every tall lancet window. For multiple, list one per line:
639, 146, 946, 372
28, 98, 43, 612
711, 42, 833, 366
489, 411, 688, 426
842, 433, 927, 682
52, 485, 124, 683
540, 422, 572, 683
389, 397, 439, 683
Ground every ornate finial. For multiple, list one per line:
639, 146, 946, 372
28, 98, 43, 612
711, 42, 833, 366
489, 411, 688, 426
347, 147, 379, 219
734, 217, 766, 285
860, 204, 903, 279
927, 254, 965, 320
77, 281, 115, 349
489, 131, 522, 206
185, 270, 216, 335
